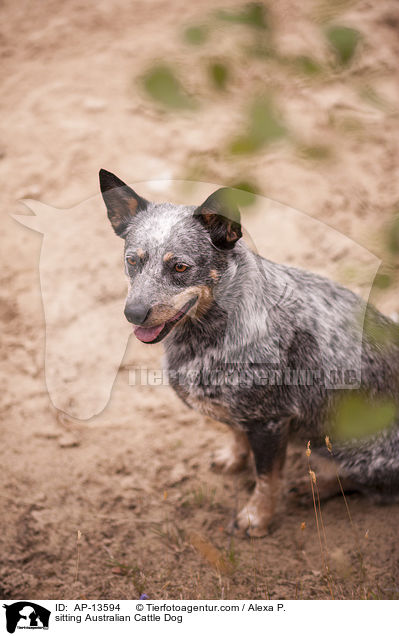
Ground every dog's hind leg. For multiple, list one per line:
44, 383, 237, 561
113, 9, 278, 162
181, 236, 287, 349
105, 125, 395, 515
235, 419, 289, 537
211, 429, 251, 474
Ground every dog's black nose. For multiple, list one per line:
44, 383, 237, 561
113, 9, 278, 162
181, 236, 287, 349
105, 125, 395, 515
124, 303, 151, 325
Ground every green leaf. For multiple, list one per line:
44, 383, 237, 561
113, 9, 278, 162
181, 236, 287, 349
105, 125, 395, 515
227, 181, 258, 207
326, 25, 362, 65
208, 62, 230, 90
248, 98, 286, 143
230, 96, 286, 155
183, 25, 209, 45
373, 273, 392, 290
294, 55, 323, 76
215, 2, 269, 30
230, 137, 260, 154
208, 184, 257, 212
141, 65, 196, 110
332, 393, 396, 442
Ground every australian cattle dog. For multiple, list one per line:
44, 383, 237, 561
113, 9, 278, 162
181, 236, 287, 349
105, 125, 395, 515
100, 169, 399, 537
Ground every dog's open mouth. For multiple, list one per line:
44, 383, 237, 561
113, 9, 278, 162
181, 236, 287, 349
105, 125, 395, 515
133, 297, 198, 344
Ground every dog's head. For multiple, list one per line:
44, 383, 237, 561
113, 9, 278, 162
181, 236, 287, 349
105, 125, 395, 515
100, 169, 242, 343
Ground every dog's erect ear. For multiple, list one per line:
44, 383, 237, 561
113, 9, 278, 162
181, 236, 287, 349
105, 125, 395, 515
99, 169, 148, 237
194, 188, 242, 250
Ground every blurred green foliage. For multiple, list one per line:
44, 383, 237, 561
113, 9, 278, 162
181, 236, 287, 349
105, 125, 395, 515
294, 55, 323, 76
214, 2, 269, 30
225, 182, 258, 207
207, 61, 230, 91
139, 2, 370, 172
373, 272, 392, 290
229, 96, 286, 154
332, 393, 395, 442
183, 25, 209, 45
141, 65, 196, 110
326, 25, 362, 65
136, 1, 399, 260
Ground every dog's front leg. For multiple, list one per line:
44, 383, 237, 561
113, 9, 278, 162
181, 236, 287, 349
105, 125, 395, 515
235, 419, 289, 538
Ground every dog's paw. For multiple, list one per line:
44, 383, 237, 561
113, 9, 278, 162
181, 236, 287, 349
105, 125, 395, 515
234, 504, 271, 538
211, 446, 248, 474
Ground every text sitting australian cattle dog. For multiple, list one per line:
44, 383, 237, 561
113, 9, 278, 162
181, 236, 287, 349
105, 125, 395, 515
100, 169, 399, 537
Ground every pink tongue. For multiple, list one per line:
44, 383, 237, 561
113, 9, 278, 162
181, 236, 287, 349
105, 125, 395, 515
134, 322, 165, 343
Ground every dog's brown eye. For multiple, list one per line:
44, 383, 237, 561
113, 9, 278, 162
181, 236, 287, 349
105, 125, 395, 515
175, 263, 188, 273
127, 257, 137, 266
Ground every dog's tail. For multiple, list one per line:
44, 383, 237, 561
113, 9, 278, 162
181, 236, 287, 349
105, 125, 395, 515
331, 423, 399, 500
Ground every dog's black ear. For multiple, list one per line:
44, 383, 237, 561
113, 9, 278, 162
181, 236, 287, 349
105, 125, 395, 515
99, 169, 148, 237
194, 188, 242, 250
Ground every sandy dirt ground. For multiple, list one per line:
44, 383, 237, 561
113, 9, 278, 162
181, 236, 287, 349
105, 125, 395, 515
1, 0, 399, 599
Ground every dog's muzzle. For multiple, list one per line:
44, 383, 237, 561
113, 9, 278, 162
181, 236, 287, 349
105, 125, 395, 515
129, 297, 198, 344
